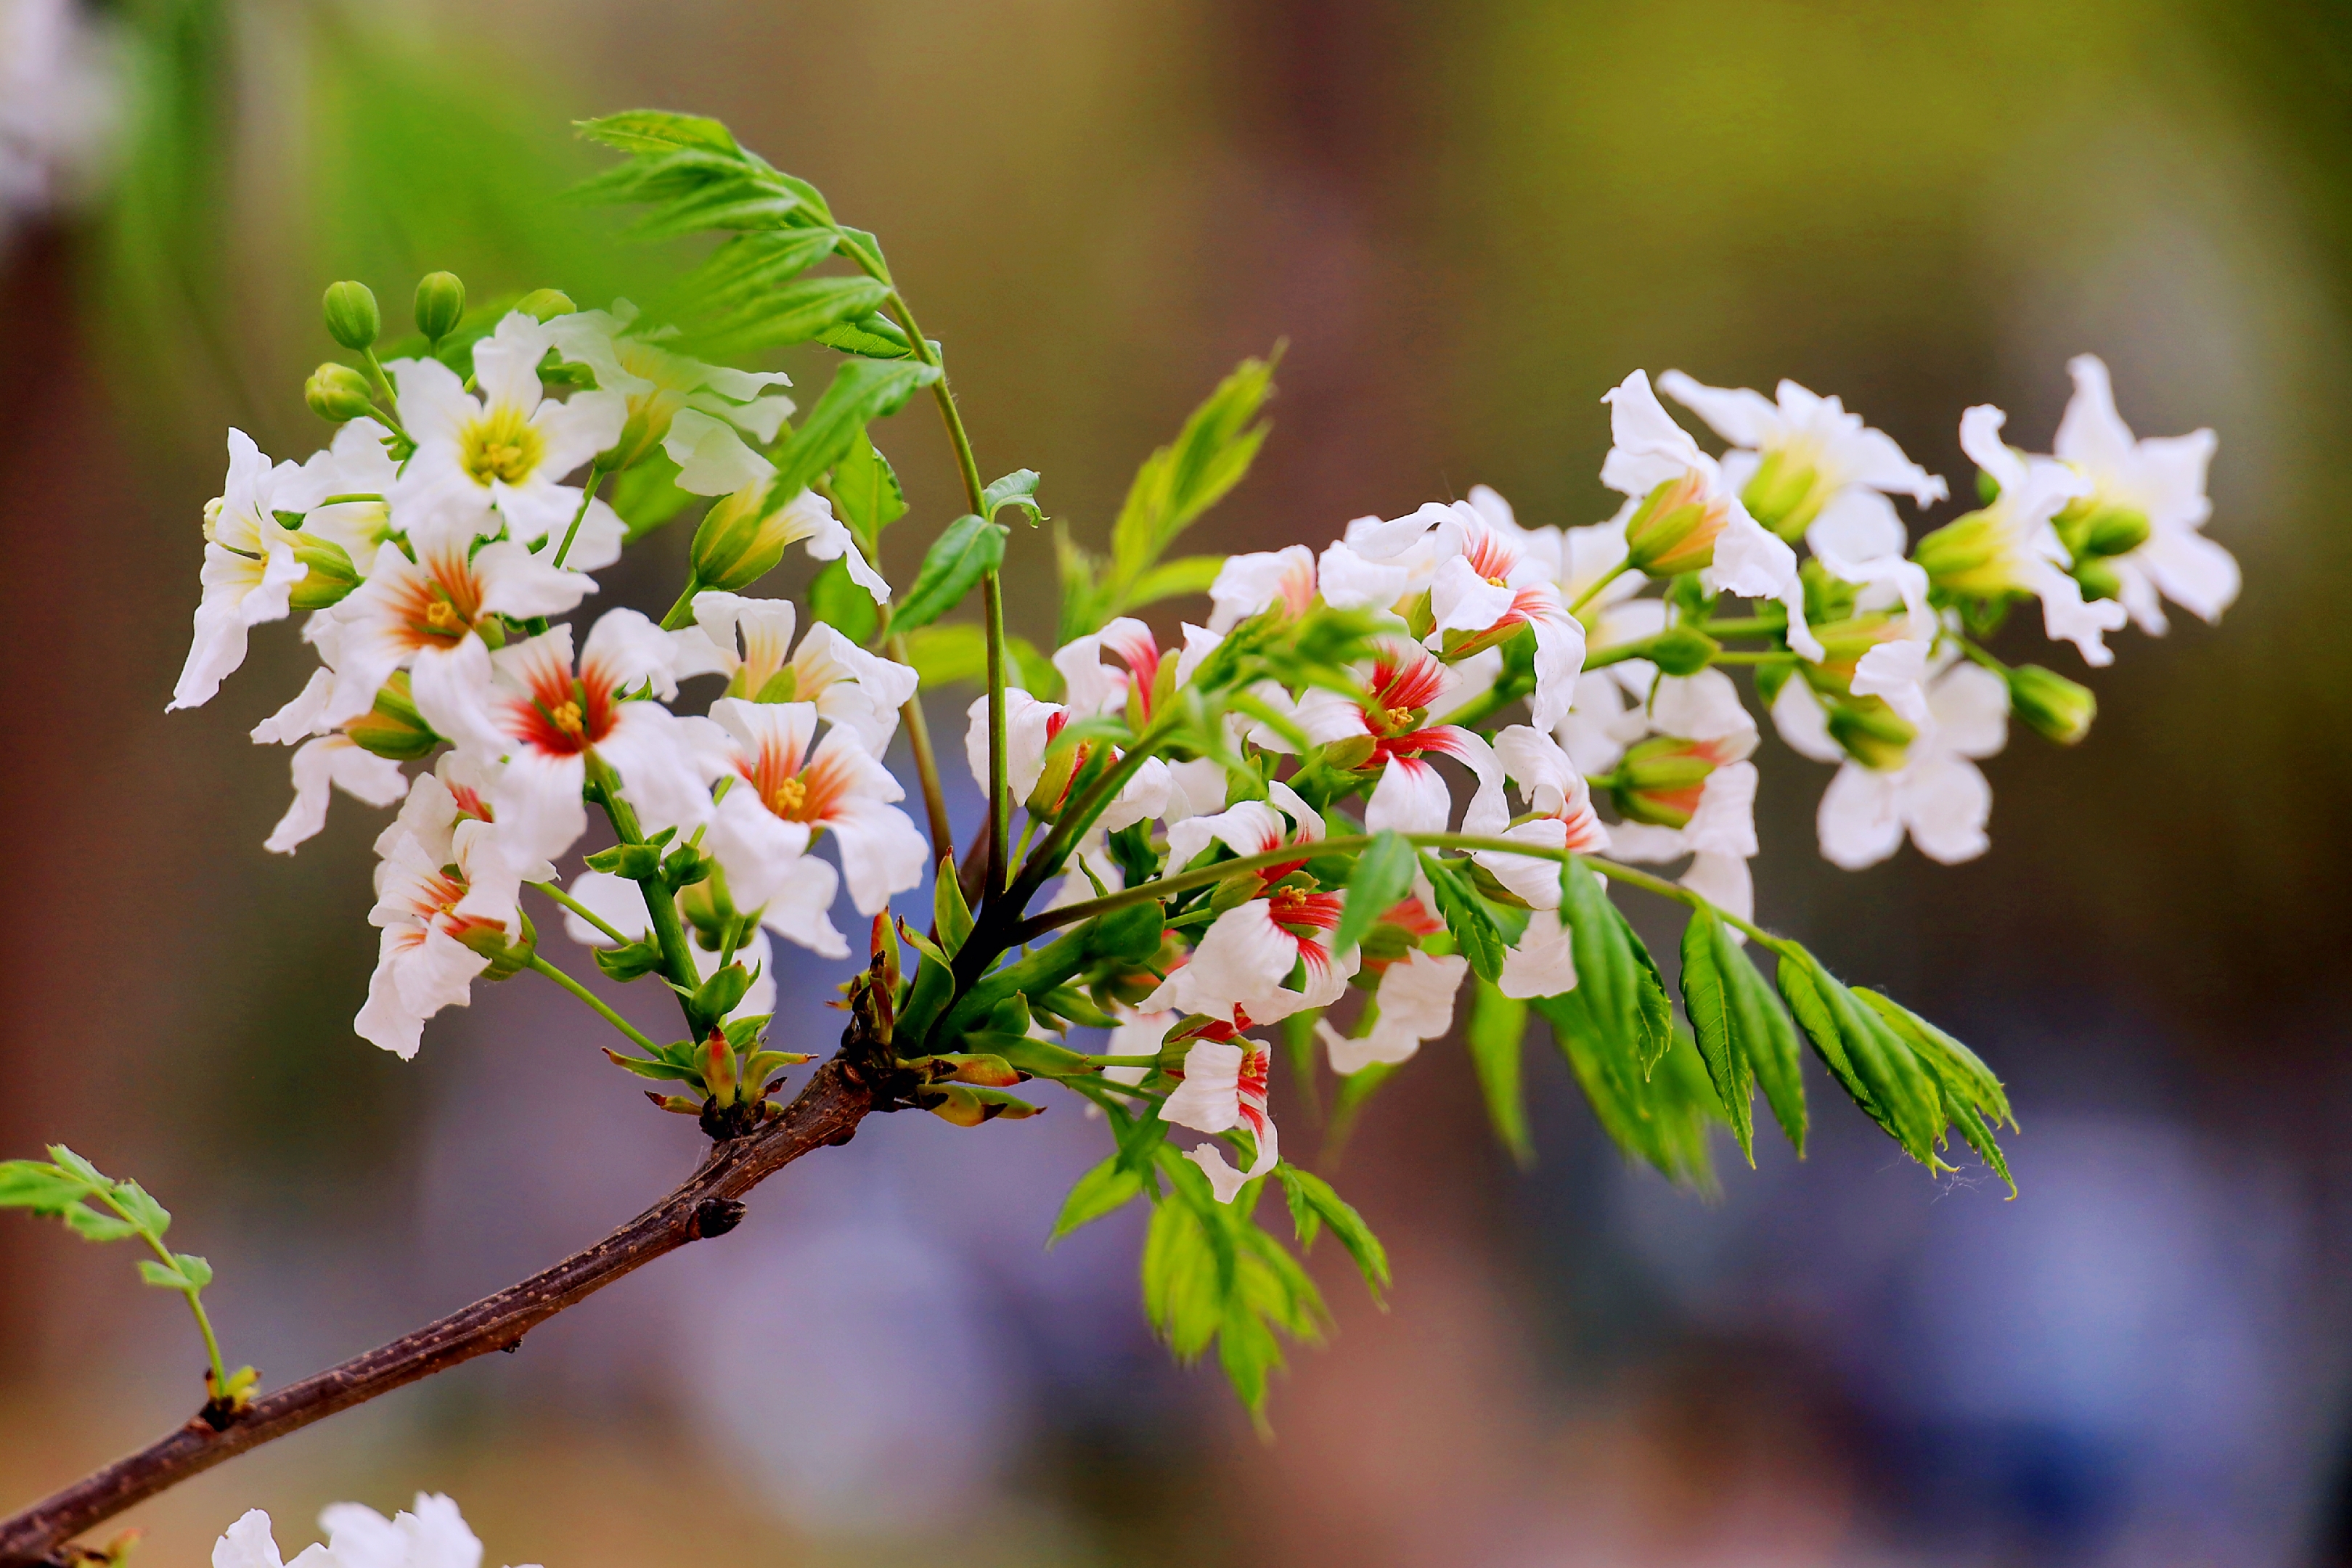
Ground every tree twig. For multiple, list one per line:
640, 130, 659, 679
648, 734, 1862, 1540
0, 1063, 875, 1568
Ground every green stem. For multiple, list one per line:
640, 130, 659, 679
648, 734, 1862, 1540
586, 758, 701, 1025
1956, 635, 2009, 676
1568, 558, 1631, 614
359, 348, 409, 437
113, 1204, 229, 1397
552, 462, 608, 570
1440, 668, 1534, 730
1701, 615, 1781, 638
1710, 650, 1799, 666
983, 570, 1010, 897
660, 574, 703, 632
528, 954, 665, 1055
887, 632, 956, 864
530, 880, 629, 944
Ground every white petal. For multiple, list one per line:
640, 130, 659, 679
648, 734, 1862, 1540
1903, 754, 1993, 865
1817, 763, 1906, 870
1498, 908, 1579, 1000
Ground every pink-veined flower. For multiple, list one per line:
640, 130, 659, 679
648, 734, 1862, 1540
1159, 1024, 1278, 1204
1295, 640, 1507, 836
1207, 544, 1319, 631
1421, 488, 1585, 729
962, 689, 1170, 832
698, 697, 924, 941
356, 769, 551, 1059
1472, 724, 1610, 909
1601, 369, 1797, 600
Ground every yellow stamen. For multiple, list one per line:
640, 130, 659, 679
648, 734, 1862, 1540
424, 600, 464, 632
548, 701, 584, 735
769, 776, 809, 818
460, 404, 544, 486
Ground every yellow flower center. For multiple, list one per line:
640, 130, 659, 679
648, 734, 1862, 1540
424, 599, 465, 632
1384, 706, 1416, 731
769, 776, 809, 817
460, 404, 544, 487
547, 700, 584, 735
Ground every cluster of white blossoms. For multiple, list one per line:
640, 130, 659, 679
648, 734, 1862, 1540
170, 294, 928, 1058
213, 1495, 527, 1568
965, 359, 2228, 1199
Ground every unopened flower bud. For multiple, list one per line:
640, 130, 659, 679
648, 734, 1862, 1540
414, 271, 466, 342
1624, 473, 1729, 577
1209, 871, 1266, 914
679, 874, 735, 947
690, 484, 796, 592
1318, 734, 1378, 772
1608, 735, 1721, 828
1911, 511, 2013, 596
344, 671, 441, 761
515, 287, 576, 322
287, 534, 361, 611
305, 362, 375, 424
457, 910, 536, 980
2056, 494, 2152, 560
1025, 740, 1085, 820
1643, 624, 1720, 678
1826, 698, 1916, 770
1739, 449, 1832, 541
2007, 663, 2095, 746
916, 1082, 1044, 1126
1082, 899, 1167, 963
2071, 555, 2123, 602
322, 281, 380, 351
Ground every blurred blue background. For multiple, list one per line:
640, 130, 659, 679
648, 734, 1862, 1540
3, 1, 2350, 1564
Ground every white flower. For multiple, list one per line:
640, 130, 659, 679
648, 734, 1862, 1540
1473, 725, 1609, 909
1159, 1032, 1278, 1204
426, 612, 709, 863
1554, 671, 1649, 777
695, 481, 889, 603
546, 302, 793, 474
1104, 1005, 1174, 1090
2052, 353, 2234, 634
962, 688, 1170, 832
1315, 947, 1468, 1074
1498, 907, 1580, 1000
1207, 544, 1318, 631
393, 313, 626, 549
1601, 370, 1797, 599
674, 590, 916, 752
1143, 785, 1355, 1025
701, 698, 925, 928
1657, 370, 1946, 537
356, 771, 551, 1058
213, 1493, 536, 1568
1421, 489, 1585, 728
169, 430, 338, 711
1559, 513, 1651, 647
1293, 641, 1508, 833
1607, 759, 1761, 924
558, 869, 777, 1019
322, 514, 597, 730
1932, 404, 2123, 665
1813, 661, 2009, 870
249, 669, 409, 854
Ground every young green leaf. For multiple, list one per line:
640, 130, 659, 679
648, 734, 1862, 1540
1777, 952, 1943, 1170
575, 110, 739, 155
1718, 934, 1808, 1156
1106, 354, 1277, 599
1678, 909, 1755, 1164
1421, 854, 1506, 982
1467, 979, 1534, 1167
1274, 1165, 1390, 1304
828, 427, 907, 551
689, 274, 892, 359
891, 515, 1008, 633
1560, 857, 1675, 1087
812, 312, 919, 359
1126, 555, 1225, 610
1050, 1156, 1146, 1244
673, 229, 841, 319
981, 469, 1045, 526
762, 358, 940, 508
1333, 830, 1416, 955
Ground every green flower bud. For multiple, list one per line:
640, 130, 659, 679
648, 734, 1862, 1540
2007, 664, 2096, 746
690, 484, 793, 592
345, 671, 442, 761
1623, 473, 1729, 577
1740, 448, 1833, 541
413, 271, 467, 343
701, 1029, 740, 1106
515, 287, 576, 322
1643, 624, 1721, 678
915, 1082, 1045, 1127
1209, 870, 1266, 914
287, 534, 362, 611
2073, 555, 2123, 602
1911, 510, 2014, 596
457, 910, 536, 981
1607, 735, 1723, 828
1826, 698, 1917, 770
1318, 734, 1378, 772
679, 873, 735, 948
2081, 505, 2151, 558
1083, 899, 1167, 963
322, 281, 380, 351
592, 939, 667, 982
305, 362, 375, 424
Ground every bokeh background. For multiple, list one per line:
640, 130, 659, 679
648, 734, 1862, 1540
4, 1, 2351, 1563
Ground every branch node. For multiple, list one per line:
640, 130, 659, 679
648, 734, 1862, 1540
690, 1197, 746, 1239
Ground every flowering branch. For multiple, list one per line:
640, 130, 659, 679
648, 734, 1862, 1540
0, 1063, 873, 1568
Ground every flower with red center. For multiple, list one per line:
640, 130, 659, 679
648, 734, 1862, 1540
355, 769, 552, 1058
1295, 642, 1508, 837
674, 589, 917, 752
1424, 498, 1585, 730
1141, 785, 1357, 1026
420, 611, 706, 864
1159, 1026, 1278, 1204
702, 697, 926, 940
1471, 725, 1612, 909
963, 687, 1171, 832
324, 515, 596, 732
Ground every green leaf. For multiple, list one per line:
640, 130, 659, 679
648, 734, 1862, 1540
1333, 831, 1416, 955
138, 1258, 190, 1290
1854, 989, 2013, 1130
688, 274, 893, 358
576, 110, 739, 155
1678, 910, 1755, 1165
673, 229, 841, 317
812, 313, 918, 360
1108, 354, 1277, 592
1777, 953, 1942, 1169
762, 359, 941, 512
808, 557, 879, 646
0, 1161, 91, 1211
829, 427, 907, 552
1420, 855, 1506, 983
173, 1252, 213, 1290
1142, 1183, 1225, 1360
1273, 1166, 1390, 1304
1532, 996, 1721, 1191
56, 1207, 141, 1243
1127, 555, 1225, 609
1718, 934, 1808, 1156
981, 469, 1045, 526
1559, 858, 1674, 1087
899, 624, 1049, 691
891, 514, 1008, 633
1467, 980, 1534, 1167
1049, 1156, 1146, 1244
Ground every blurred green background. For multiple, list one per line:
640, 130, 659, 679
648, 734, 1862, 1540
4, 1, 2350, 1564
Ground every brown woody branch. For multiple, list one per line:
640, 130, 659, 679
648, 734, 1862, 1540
0, 1061, 875, 1568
